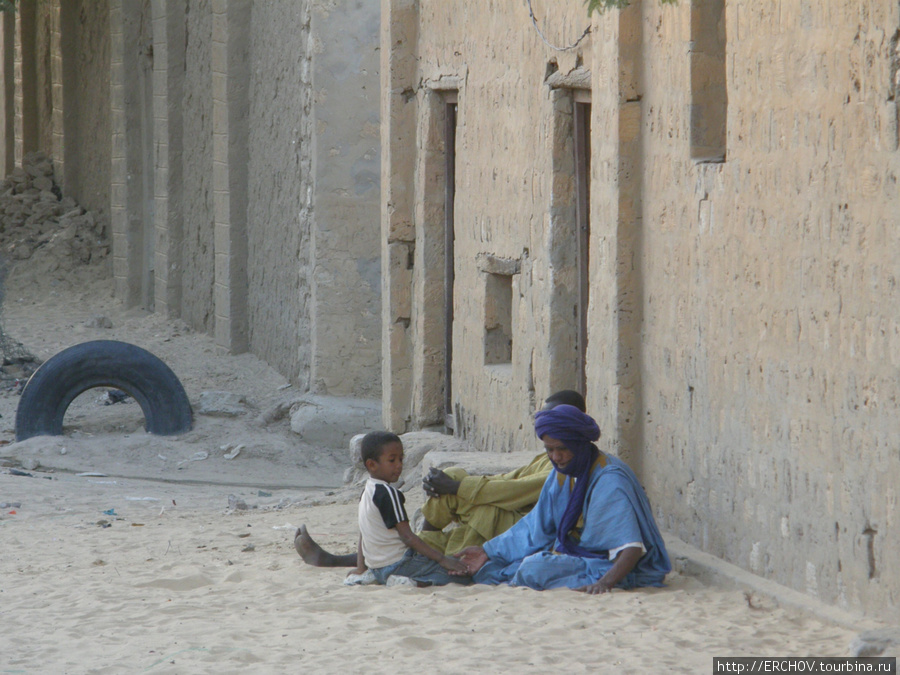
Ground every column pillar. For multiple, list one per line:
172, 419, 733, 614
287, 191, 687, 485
211, 0, 250, 353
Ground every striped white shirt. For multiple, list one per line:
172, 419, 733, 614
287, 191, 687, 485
358, 478, 409, 569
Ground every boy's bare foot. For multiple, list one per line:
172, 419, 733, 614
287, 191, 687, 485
294, 525, 357, 567
294, 525, 324, 565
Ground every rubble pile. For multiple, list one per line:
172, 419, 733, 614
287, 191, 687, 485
0, 151, 110, 382
0, 151, 108, 270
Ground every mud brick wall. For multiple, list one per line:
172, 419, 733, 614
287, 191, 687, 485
180, 0, 215, 333
246, 0, 313, 387
385, 0, 900, 620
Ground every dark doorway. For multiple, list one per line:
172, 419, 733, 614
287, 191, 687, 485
444, 95, 457, 430
574, 96, 591, 395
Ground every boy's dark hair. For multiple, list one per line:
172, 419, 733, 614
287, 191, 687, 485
360, 430, 402, 464
543, 389, 586, 413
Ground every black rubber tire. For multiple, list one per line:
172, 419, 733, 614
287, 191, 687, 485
15, 340, 193, 441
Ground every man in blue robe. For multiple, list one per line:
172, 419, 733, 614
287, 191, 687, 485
456, 405, 671, 593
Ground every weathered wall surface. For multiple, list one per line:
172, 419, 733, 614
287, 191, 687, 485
180, 0, 214, 332
244, 0, 382, 393
426, 3, 558, 452
638, 1, 900, 620
386, 0, 900, 620
6, 0, 382, 398
388, 2, 593, 445
308, 0, 382, 397
106, 0, 381, 393
54, 0, 111, 238
34, 0, 53, 154
1, 15, 13, 173
246, 1, 313, 386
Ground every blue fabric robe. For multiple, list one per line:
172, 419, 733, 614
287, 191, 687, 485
474, 453, 671, 590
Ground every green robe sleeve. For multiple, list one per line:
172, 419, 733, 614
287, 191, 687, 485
456, 454, 552, 512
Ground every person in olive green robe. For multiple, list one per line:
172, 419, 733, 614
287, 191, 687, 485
416, 390, 586, 554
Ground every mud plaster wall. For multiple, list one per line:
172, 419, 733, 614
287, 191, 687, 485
246, 1, 312, 386
180, 0, 214, 333
405, 2, 593, 450
34, 0, 53, 154
308, 0, 381, 397
399, 0, 900, 620
638, 1, 900, 621
1, 15, 13, 173
60, 0, 111, 237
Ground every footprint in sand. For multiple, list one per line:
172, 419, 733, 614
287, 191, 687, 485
136, 573, 214, 591
399, 636, 438, 650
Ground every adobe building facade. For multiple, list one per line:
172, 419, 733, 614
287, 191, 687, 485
382, 0, 900, 620
0, 0, 382, 398
3, 0, 899, 623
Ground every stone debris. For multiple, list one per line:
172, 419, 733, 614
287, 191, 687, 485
196, 391, 248, 417
227, 494, 250, 511
288, 394, 381, 450
255, 398, 294, 426
103, 389, 131, 405
342, 433, 368, 485
0, 152, 108, 269
87, 315, 113, 329
0, 357, 40, 388
0, 151, 104, 377
221, 443, 244, 460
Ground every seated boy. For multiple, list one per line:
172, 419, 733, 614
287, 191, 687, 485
348, 430, 469, 586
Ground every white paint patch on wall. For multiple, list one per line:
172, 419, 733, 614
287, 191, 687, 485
806, 561, 818, 597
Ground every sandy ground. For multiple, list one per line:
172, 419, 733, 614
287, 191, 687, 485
0, 267, 346, 489
0, 473, 865, 674
0, 254, 879, 673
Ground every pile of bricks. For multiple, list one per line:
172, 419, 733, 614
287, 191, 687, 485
0, 152, 108, 268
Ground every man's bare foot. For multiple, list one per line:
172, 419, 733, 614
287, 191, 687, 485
294, 525, 357, 567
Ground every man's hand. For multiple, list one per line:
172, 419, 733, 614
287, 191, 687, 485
440, 555, 469, 574
575, 547, 642, 594
457, 546, 489, 575
423, 468, 461, 498
576, 580, 612, 594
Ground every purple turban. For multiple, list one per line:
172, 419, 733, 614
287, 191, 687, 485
533, 404, 603, 558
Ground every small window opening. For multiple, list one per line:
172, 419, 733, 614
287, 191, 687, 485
484, 273, 513, 365
690, 0, 727, 162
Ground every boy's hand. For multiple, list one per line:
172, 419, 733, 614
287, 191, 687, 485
440, 555, 469, 574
